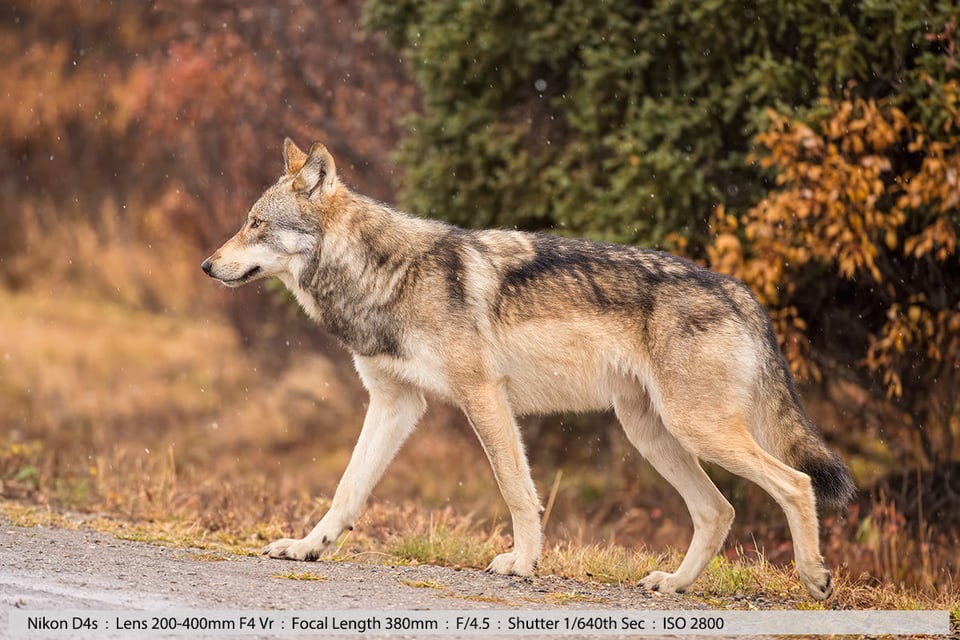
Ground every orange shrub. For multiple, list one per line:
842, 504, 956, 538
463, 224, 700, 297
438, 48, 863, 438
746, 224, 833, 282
708, 78, 960, 468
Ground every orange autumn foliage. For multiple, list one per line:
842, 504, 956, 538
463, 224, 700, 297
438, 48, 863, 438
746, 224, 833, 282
708, 79, 960, 467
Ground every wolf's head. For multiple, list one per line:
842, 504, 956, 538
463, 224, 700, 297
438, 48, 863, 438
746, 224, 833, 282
201, 139, 336, 287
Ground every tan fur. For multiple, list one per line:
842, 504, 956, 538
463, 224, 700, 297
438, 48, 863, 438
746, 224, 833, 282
201, 139, 854, 600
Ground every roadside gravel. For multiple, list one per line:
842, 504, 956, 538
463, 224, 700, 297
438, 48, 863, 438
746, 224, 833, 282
1, 517, 773, 639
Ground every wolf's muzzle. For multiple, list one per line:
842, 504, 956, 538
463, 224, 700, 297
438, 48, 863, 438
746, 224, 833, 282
201, 258, 214, 276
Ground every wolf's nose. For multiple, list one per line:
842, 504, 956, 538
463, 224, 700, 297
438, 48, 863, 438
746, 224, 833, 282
201, 258, 214, 275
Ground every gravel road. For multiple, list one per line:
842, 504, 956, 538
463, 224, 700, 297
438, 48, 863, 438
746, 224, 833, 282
0, 517, 774, 639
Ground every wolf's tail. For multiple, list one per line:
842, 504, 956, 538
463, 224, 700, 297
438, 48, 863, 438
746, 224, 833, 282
752, 317, 856, 510
792, 431, 856, 510
770, 376, 856, 510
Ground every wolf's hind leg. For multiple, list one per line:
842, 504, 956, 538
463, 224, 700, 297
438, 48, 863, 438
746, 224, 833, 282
665, 412, 831, 600
263, 380, 426, 561
614, 394, 735, 595
459, 381, 543, 577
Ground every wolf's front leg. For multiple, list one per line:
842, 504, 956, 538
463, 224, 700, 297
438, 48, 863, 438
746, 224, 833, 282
460, 381, 543, 576
263, 381, 426, 561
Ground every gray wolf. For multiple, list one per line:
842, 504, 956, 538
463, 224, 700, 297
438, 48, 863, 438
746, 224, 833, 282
201, 139, 854, 600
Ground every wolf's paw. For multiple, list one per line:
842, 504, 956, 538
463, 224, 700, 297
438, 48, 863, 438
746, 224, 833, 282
486, 551, 536, 577
799, 565, 833, 601
639, 571, 687, 594
262, 538, 324, 562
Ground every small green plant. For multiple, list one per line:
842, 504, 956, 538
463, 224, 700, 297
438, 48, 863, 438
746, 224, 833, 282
700, 552, 798, 599
0, 440, 44, 496
388, 521, 499, 569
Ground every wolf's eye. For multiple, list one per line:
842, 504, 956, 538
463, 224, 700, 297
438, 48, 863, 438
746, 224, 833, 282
249, 218, 262, 229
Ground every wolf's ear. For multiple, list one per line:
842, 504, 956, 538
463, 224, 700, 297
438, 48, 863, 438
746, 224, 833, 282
294, 143, 337, 198
283, 137, 309, 175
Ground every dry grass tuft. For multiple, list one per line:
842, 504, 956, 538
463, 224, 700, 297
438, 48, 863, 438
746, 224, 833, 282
397, 579, 446, 590
540, 542, 665, 586
273, 571, 328, 582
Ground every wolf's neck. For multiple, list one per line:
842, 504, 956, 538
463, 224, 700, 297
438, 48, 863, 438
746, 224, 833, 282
282, 197, 431, 357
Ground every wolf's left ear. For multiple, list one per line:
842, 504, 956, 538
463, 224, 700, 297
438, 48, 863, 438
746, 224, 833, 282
283, 137, 309, 175
294, 143, 337, 198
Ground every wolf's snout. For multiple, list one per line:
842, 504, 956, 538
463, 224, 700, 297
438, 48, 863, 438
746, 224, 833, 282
201, 258, 214, 276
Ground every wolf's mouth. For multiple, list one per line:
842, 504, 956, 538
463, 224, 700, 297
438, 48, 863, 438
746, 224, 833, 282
222, 265, 261, 286
240, 265, 262, 280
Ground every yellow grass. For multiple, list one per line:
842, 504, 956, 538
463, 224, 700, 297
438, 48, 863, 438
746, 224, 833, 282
273, 571, 328, 582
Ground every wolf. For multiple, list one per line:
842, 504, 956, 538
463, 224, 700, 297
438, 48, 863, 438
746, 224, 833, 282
201, 139, 854, 600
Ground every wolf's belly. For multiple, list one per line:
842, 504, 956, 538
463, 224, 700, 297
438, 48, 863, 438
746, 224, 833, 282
496, 322, 643, 416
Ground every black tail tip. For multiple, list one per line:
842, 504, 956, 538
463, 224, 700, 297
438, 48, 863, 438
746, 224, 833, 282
800, 451, 856, 511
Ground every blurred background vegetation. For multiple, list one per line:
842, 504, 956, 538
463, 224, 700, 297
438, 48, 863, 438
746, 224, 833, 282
1, 0, 957, 595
